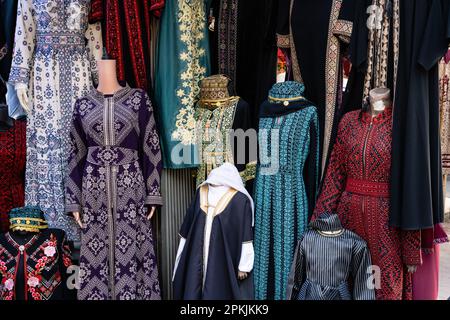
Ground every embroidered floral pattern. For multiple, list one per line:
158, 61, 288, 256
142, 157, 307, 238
8, 0, 103, 241
171, 0, 210, 145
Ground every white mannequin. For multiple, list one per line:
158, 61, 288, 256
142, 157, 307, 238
368, 87, 389, 116
71, 59, 157, 228
369, 87, 417, 274
15, 83, 30, 114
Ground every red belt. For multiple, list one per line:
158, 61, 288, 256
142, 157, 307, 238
345, 178, 390, 197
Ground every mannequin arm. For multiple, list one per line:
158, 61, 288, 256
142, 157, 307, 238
14, 83, 30, 113
72, 211, 83, 228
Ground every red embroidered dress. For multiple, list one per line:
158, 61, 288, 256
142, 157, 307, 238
314, 108, 422, 300
89, 0, 165, 90
0, 120, 26, 232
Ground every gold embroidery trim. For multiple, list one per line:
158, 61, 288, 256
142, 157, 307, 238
199, 185, 238, 216
240, 161, 257, 182
276, 33, 290, 48
322, 0, 343, 177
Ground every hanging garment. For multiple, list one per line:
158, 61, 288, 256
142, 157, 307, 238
88, 0, 165, 90
345, 0, 450, 232
195, 97, 256, 186
276, 0, 356, 174
254, 82, 320, 300
155, 0, 212, 169
286, 213, 375, 300
173, 163, 254, 300
208, 0, 279, 127
440, 59, 450, 175
314, 108, 422, 300
0, 118, 26, 233
65, 86, 162, 300
0, 0, 18, 106
0, 207, 73, 301
8, 0, 103, 241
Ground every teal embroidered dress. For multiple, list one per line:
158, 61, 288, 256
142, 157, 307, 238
154, 0, 212, 169
254, 82, 320, 300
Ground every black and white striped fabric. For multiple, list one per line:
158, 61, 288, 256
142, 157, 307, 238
286, 213, 376, 300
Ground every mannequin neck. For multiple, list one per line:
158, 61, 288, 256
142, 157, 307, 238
369, 88, 391, 117
96, 59, 122, 95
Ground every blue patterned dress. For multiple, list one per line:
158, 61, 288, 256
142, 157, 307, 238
8, 0, 103, 240
254, 82, 320, 300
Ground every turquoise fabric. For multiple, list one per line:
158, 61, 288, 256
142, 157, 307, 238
254, 100, 320, 300
154, 0, 211, 169
268, 81, 305, 100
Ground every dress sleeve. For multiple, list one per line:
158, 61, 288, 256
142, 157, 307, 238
351, 239, 376, 300
65, 100, 88, 214
238, 198, 254, 272
418, 0, 450, 70
8, 0, 36, 86
303, 109, 320, 220
85, 22, 103, 86
333, 0, 355, 44
313, 115, 348, 219
400, 230, 422, 266
140, 91, 163, 206
286, 238, 306, 300
276, 0, 291, 48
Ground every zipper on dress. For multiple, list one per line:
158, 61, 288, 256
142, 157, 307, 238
361, 119, 374, 224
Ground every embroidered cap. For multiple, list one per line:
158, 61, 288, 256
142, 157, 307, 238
200, 75, 230, 100
9, 206, 48, 233
268, 81, 306, 105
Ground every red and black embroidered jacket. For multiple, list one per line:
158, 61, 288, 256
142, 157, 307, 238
0, 229, 73, 300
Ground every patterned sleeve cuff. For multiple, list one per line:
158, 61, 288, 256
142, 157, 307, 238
333, 20, 353, 44
8, 66, 30, 85
145, 195, 163, 207
403, 250, 422, 266
65, 204, 82, 214
277, 33, 290, 48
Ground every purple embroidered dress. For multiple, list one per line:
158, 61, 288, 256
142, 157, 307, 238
65, 86, 162, 300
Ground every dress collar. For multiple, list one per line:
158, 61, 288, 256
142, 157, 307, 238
310, 213, 343, 232
361, 106, 392, 124
90, 84, 131, 101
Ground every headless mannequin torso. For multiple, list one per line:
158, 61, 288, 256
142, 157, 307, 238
368, 88, 389, 117
70, 59, 157, 228
368, 87, 417, 274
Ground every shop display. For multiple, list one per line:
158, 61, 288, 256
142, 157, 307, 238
65, 58, 162, 299
0, 105, 25, 233
314, 88, 422, 300
277, 0, 355, 173
254, 81, 319, 300
0, 207, 73, 300
155, 0, 211, 169
195, 75, 256, 186
8, 0, 103, 241
173, 163, 254, 300
286, 213, 375, 300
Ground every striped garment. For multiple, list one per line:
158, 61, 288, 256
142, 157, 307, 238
286, 213, 375, 300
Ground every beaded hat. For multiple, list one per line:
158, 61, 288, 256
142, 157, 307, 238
9, 206, 48, 233
268, 81, 305, 105
200, 75, 230, 100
